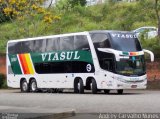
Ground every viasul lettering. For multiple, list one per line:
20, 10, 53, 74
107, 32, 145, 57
111, 33, 137, 39
41, 51, 80, 61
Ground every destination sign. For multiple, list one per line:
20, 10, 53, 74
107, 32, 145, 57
111, 33, 137, 39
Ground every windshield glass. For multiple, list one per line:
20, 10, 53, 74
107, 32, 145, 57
110, 32, 142, 52
116, 55, 145, 76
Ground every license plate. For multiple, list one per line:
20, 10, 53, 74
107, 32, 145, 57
131, 85, 137, 88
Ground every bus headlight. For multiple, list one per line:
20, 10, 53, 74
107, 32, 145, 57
116, 76, 126, 83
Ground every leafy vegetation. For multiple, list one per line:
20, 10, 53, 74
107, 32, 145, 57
0, 73, 7, 89
69, 0, 86, 7
0, 0, 61, 37
0, 0, 160, 57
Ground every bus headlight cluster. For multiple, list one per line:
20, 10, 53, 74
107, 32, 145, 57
116, 76, 146, 83
116, 77, 127, 83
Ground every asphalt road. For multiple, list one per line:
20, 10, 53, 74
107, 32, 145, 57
0, 89, 160, 118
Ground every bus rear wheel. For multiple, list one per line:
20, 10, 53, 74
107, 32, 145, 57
117, 89, 123, 94
30, 79, 37, 92
91, 78, 97, 94
104, 89, 110, 94
20, 80, 29, 92
74, 78, 84, 94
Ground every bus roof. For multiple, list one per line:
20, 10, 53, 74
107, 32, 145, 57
7, 30, 135, 44
7, 31, 89, 44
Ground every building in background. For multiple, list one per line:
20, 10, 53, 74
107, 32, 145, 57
86, 0, 104, 6
43, 0, 58, 7
44, 0, 137, 7
87, 0, 137, 6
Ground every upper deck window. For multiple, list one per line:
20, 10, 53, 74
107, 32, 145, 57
74, 35, 90, 50
91, 33, 111, 48
8, 35, 90, 54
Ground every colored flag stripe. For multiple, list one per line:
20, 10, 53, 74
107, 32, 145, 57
21, 54, 30, 74
18, 54, 35, 74
19, 54, 27, 74
25, 54, 35, 74
130, 52, 138, 56
22, 54, 30, 74
18, 54, 25, 74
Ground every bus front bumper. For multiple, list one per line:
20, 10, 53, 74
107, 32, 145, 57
99, 78, 147, 90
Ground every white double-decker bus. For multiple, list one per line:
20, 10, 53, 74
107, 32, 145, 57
7, 30, 154, 94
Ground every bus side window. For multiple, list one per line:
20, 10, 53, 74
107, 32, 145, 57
8, 42, 17, 54
21, 41, 34, 53
42, 63, 51, 73
33, 39, 46, 53
91, 33, 111, 48
59, 36, 74, 50
15, 42, 22, 54
74, 35, 90, 50
46, 37, 60, 52
34, 63, 51, 74
101, 59, 113, 71
51, 62, 65, 73
97, 51, 115, 72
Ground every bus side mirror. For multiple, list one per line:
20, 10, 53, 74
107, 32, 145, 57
143, 49, 154, 62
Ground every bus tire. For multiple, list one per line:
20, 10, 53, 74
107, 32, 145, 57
74, 78, 84, 94
104, 89, 110, 94
117, 89, 123, 94
20, 79, 29, 92
91, 78, 97, 94
57, 89, 63, 93
30, 79, 37, 92
50, 88, 57, 93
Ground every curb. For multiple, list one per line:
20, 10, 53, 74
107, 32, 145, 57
33, 111, 75, 119
14, 111, 76, 119
0, 106, 76, 119
1, 111, 75, 119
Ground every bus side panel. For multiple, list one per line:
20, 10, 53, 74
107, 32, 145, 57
7, 75, 20, 88
35, 74, 74, 89
35, 73, 94, 89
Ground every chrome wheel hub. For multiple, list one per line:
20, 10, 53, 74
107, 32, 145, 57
22, 82, 28, 91
31, 82, 37, 91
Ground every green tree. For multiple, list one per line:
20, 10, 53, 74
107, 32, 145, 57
69, 0, 86, 8
0, 3, 9, 23
0, 0, 60, 37
155, 0, 160, 36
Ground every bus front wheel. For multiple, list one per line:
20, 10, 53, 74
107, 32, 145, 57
74, 78, 84, 94
30, 79, 38, 92
91, 79, 97, 94
117, 89, 123, 94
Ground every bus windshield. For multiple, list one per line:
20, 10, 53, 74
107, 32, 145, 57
110, 33, 142, 52
116, 56, 146, 76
